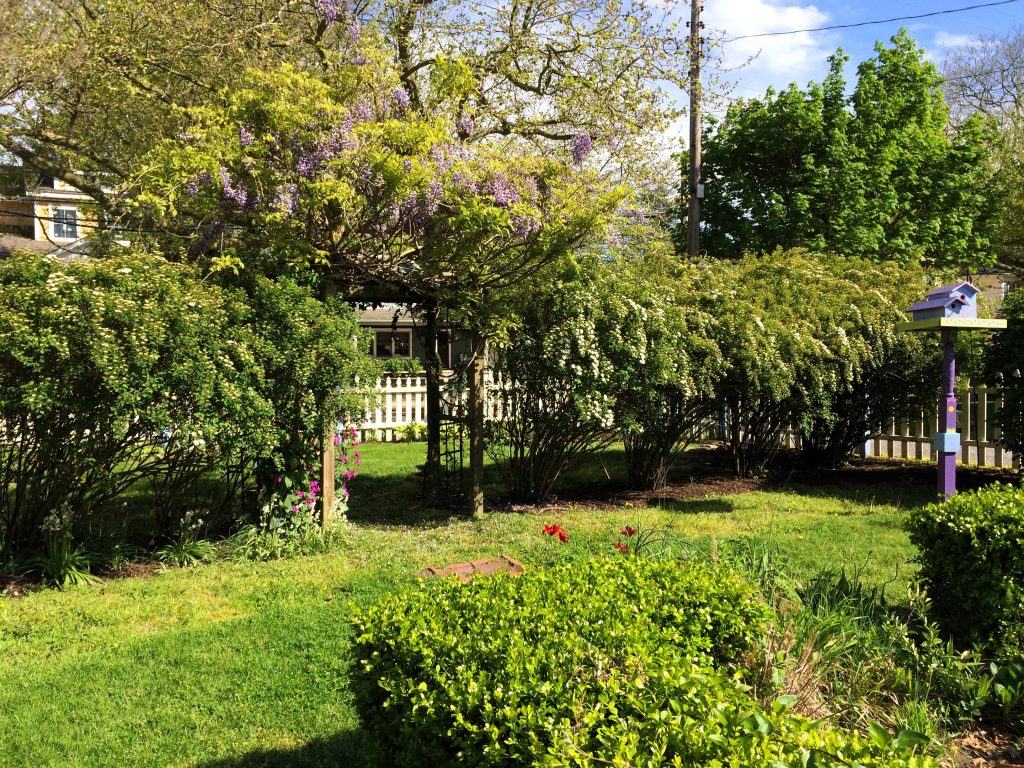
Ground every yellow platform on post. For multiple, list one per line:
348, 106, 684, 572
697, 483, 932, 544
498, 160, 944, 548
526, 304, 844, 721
897, 317, 1008, 332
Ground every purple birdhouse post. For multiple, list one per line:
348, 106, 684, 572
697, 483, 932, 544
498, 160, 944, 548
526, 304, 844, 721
899, 282, 1006, 500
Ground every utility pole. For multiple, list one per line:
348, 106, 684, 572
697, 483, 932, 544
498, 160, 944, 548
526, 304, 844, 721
687, 0, 703, 258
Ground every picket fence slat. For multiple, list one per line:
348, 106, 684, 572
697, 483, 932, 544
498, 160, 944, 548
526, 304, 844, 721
356, 376, 1019, 469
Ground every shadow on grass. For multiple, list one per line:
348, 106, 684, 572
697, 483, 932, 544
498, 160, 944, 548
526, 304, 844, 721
196, 729, 381, 768
654, 498, 736, 515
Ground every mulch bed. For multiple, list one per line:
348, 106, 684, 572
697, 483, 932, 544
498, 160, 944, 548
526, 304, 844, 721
492, 447, 1020, 515
950, 728, 1024, 768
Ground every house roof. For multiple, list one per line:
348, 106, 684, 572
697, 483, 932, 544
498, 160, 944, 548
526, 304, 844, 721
356, 305, 417, 326
0, 234, 51, 258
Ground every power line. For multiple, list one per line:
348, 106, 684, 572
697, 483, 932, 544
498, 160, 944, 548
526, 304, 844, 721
725, 0, 1024, 42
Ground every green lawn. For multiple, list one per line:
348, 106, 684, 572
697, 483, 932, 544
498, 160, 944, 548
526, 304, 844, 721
0, 443, 934, 768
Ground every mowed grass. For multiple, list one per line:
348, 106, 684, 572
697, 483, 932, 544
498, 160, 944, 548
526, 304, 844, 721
0, 443, 933, 768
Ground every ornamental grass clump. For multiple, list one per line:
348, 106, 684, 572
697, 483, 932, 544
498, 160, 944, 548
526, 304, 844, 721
352, 558, 936, 768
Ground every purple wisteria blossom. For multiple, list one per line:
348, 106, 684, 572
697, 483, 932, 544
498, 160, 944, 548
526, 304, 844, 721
390, 87, 410, 115
314, 0, 340, 24
429, 144, 456, 173
355, 98, 373, 122
623, 208, 647, 223
218, 166, 249, 207
275, 183, 298, 214
239, 124, 255, 147
402, 159, 414, 173
487, 173, 519, 207
571, 133, 593, 166
455, 112, 475, 138
512, 214, 540, 238
184, 171, 212, 197
452, 171, 479, 194
347, 16, 361, 42
522, 176, 539, 201
425, 180, 443, 215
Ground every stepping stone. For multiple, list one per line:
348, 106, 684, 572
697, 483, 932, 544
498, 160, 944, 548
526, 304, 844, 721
418, 555, 524, 582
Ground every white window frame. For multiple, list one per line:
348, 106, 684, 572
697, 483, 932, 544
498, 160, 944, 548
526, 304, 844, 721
52, 207, 79, 240
372, 328, 413, 359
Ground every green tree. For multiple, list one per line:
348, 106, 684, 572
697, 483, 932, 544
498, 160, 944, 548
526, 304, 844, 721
692, 31, 1000, 272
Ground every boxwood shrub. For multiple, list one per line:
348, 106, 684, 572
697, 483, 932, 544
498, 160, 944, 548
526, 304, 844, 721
352, 558, 936, 768
908, 482, 1024, 657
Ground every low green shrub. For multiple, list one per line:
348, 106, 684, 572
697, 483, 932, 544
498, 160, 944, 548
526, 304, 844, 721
908, 483, 1024, 657
352, 558, 933, 768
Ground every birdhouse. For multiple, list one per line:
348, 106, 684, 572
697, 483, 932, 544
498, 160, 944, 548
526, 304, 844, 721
906, 282, 979, 321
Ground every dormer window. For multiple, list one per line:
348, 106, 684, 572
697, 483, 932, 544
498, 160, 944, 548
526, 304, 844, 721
52, 208, 78, 239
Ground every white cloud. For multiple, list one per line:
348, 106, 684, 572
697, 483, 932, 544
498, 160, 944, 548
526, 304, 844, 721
934, 31, 977, 48
705, 0, 837, 101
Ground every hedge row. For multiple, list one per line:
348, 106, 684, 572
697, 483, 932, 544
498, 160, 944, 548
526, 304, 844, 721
352, 558, 936, 768
0, 249, 377, 551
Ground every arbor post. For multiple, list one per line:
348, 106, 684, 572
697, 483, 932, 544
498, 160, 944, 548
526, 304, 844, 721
320, 279, 337, 526
466, 328, 486, 518
423, 301, 443, 504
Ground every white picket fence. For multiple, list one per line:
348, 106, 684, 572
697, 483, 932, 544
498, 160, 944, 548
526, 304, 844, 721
358, 375, 1019, 469
859, 382, 1018, 469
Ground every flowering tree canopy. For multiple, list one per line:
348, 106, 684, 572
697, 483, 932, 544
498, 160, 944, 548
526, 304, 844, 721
134, 62, 621, 328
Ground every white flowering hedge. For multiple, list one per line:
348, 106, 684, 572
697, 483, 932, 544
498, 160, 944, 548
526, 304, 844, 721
703, 250, 938, 476
0, 249, 376, 552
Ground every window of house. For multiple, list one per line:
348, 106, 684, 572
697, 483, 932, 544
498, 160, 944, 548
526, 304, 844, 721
52, 208, 78, 239
373, 329, 412, 358
437, 331, 452, 369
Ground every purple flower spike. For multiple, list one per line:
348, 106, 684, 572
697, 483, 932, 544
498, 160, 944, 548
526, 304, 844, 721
355, 98, 373, 122
314, 0, 340, 24
571, 132, 593, 166
239, 124, 255, 147
218, 166, 249, 208
184, 171, 211, 197
487, 173, 519, 207
391, 87, 410, 114
347, 16, 361, 42
456, 112, 475, 138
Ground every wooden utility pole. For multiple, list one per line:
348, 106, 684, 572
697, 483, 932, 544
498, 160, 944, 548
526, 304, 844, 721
686, 0, 703, 258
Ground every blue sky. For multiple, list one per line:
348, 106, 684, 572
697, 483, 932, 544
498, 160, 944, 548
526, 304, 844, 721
664, 0, 1023, 144
708, 0, 1021, 96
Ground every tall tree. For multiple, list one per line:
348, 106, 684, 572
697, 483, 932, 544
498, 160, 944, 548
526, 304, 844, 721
943, 28, 1024, 271
691, 30, 1001, 273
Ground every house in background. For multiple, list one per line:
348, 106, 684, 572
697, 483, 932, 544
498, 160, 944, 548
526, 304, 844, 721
973, 269, 1018, 311
0, 167, 96, 257
356, 304, 472, 372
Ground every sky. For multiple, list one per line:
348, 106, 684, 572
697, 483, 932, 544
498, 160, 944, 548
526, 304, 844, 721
667, 0, 1024, 144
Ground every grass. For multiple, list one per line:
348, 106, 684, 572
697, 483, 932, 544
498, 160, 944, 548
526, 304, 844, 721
0, 441, 935, 768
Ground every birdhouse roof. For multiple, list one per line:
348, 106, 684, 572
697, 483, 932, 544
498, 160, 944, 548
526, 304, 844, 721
927, 282, 977, 298
907, 297, 961, 313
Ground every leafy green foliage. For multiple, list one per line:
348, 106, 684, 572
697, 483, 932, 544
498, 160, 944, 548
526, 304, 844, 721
908, 483, 1024, 658
0, 249, 376, 554
693, 32, 1000, 272
986, 287, 1024, 455
353, 557, 936, 768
